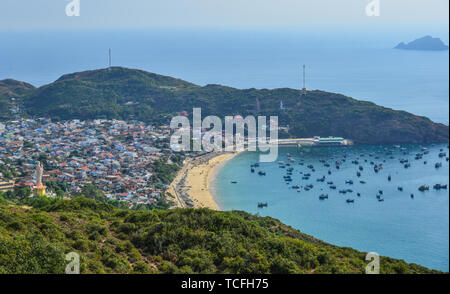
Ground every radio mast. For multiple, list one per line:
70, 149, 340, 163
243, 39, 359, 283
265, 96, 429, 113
108, 48, 112, 69
302, 64, 307, 96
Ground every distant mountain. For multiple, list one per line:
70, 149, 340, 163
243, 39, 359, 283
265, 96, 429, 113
1, 67, 448, 144
395, 36, 449, 51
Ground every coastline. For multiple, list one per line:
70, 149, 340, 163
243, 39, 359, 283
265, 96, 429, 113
168, 152, 239, 210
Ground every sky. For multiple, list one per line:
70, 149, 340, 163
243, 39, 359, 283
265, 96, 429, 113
0, 0, 448, 31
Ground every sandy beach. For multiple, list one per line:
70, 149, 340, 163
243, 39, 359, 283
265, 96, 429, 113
168, 152, 238, 210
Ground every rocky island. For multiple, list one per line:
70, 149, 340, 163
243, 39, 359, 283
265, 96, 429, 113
395, 36, 449, 51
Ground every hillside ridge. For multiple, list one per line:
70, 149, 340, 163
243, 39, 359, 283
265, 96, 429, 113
0, 67, 448, 144
0, 197, 441, 274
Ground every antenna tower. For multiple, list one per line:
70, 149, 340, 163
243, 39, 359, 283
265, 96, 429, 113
302, 64, 307, 96
108, 48, 112, 69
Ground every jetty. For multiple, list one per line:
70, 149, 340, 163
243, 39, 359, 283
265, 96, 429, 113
251, 136, 352, 148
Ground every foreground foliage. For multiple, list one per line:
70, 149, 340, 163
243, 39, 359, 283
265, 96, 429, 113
0, 197, 440, 274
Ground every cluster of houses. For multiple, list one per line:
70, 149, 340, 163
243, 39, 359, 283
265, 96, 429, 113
0, 118, 181, 208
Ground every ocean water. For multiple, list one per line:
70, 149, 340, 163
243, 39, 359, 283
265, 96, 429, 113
213, 144, 449, 271
0, 28, 448, 124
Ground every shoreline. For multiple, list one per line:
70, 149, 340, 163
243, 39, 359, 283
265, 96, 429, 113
168, 152, 240, 210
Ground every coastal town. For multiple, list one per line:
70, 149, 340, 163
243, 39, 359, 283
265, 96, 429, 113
0, 118, 185, 208
0, 112, 304, 210
0, 115, 290, 210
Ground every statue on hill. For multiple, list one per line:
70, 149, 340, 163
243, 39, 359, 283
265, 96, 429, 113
34, 162, 46, 197
35, 162, 44, 186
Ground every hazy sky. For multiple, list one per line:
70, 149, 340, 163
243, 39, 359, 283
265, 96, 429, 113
0, 0, 448, 30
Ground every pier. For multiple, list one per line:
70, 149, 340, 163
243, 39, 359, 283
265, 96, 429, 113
273, 137, 353, 147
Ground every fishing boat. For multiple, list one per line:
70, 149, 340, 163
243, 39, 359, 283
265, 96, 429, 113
433, 184, 448, 190
257, 202, 268, 208
418, 185, 429, 192
319, 194, 329, 200
346, 199, 355, 203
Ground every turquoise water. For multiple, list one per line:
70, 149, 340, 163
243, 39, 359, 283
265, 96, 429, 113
214, 144, 449, 271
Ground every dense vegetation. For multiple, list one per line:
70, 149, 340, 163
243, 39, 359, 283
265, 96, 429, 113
0, 67, 447, 144
0, 79, 35, 120
0, 196, 440, 274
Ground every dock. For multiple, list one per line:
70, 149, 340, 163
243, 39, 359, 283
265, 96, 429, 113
272, 137, 353, 147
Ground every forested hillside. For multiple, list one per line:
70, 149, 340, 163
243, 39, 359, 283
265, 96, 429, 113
0, 67, 448, 144
0, 196, 440, 274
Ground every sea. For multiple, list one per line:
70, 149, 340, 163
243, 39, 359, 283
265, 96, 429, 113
0, 28, 448, 123
0, 28, 448, 271
213, 144, 449, 271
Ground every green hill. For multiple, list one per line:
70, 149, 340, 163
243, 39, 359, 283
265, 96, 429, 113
0, 79, 35, 120
0, 197, 440, 274
1, 66, 448, 144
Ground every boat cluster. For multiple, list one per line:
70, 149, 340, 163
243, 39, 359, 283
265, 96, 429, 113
246, 145, 448, 208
